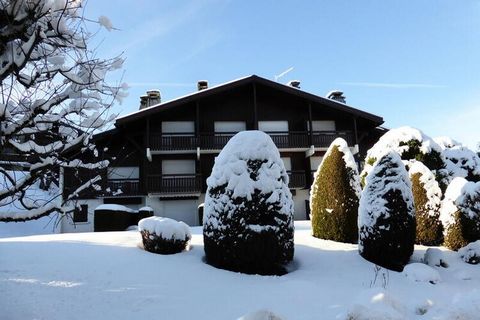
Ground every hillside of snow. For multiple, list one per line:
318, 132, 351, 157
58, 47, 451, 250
1, 222, 480, 320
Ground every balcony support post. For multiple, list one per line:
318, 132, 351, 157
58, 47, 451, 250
253, 82, 258, 130
353, 116, 358, 145
195, 101, 200, 141
308, 102, 313, 146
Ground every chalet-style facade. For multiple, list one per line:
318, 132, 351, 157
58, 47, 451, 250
62, 75, 384, 232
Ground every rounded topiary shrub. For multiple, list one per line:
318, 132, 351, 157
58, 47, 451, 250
139, 217, 191, 254
359, 151, 416, 272
203, 130, 294, 275
440, 177, 480, 250
310, 138, 360, 243
406, 160, 443, 246
361, 126, 447, 191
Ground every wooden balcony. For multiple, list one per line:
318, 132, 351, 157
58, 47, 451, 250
106, 179, 140, 196
147, 174, 202, 194
149, 131, 354, 151
287, 170, 307, 189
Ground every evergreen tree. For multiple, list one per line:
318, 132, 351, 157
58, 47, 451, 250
310, 138, 361, 243
203, 131, 294, 275
441, 178, 480, 250
407, 161, 443, 246
359, 151, 416, 272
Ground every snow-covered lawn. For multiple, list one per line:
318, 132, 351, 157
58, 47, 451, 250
1, 221, 479, 320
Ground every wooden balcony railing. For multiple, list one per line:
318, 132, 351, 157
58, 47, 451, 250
150, 133, 198, 151
287, 170, 307, 189
147, 174, 202, 194
106, 179, 140, 196
311, 131, 354, 147
149, 131, 354, 151
200, 132, 235, 150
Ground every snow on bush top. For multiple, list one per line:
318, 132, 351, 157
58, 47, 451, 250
139, 217, 191, 240
407, 160, 442, 216
362, 126, 443, 178
139, 206, 154, 212
204, 130, 293, 228
95, 204, 136, 213
316, 137, 361, 197
359, 151, 414, 229
440, 177, 480, 231
366, 126, 442, 160
402, 263, 441, 284
442, 146, 480, 180
434, 136, 462, 150
458, 240, 480, 264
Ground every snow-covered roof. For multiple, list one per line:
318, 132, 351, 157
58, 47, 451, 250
115, 75, 383, 126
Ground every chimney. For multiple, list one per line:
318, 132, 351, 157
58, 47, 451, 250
139, 95, 149, 110
139, 90, 161, 110
287, 80, 301, 89
147, 89, 161, 105
197, 80, 208, 91
326, 90, 346, 104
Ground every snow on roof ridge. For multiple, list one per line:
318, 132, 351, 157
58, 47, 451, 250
116, 75, 254, 121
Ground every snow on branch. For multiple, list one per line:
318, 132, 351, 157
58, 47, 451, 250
0, 0, 126, 221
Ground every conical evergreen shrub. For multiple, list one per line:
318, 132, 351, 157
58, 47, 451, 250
359, 151, 416, 272
203, 131, 294, 275
406, 161, 443, 246
441, 177, 480, 250
310, 138, 361, 243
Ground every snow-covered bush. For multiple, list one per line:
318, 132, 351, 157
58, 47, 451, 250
359, 151, 416, 272
344, 288, 408, 320
442, 146, 480, 183
310, 138, 360, 243
458, 241, 480, 264
424, 248, 449, 268
434, 136, 462, 150
362, 127, 447, 190
203, 131, 294, 275
406, 161, 443, 245
402, 263, 441, 284
139, 217, 191, 255
440, 177, 480, 250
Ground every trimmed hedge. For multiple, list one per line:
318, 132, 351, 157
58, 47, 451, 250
359, 152, 416, 272
203, 131, 294, 275
310, 143, 360, 243
408, 169, 443, 246
140, 230, 190, 255
441, 178, 480, 251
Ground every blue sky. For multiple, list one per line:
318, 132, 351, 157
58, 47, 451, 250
86, 0, 480, 148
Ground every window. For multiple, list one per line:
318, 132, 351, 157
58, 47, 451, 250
73, 204, 88, 223
258, 121, 288, 133
214, 121, 246, 133
161, 121, 195, 135
108, 167, 139, 180
162, 160, 196, 175
307, 120, 336, 131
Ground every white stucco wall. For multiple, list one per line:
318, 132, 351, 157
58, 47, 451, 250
60, 199, 103, 233
292, 189, 309, 220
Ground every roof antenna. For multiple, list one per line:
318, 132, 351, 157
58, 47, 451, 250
274, 67, 294, 82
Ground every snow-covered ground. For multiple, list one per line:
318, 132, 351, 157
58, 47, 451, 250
1, 221, 479, 320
